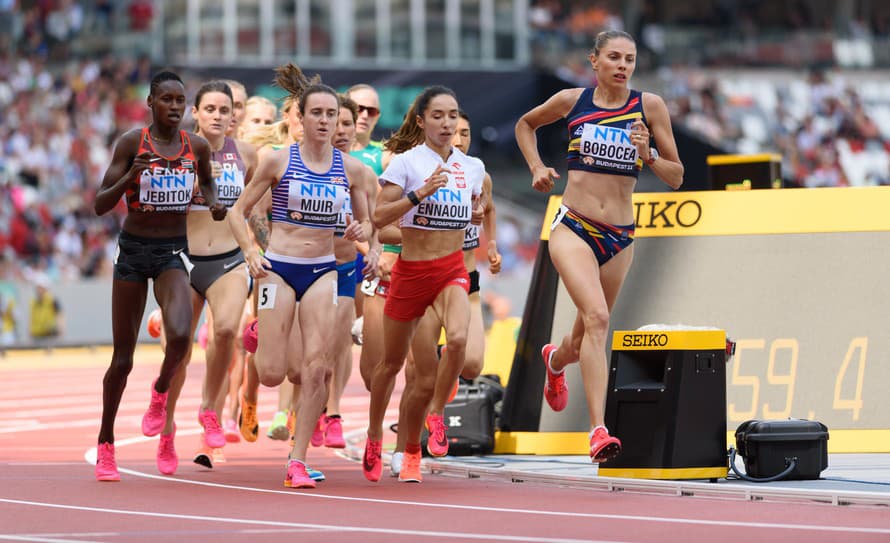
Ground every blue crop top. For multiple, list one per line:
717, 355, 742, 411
270, 144, 349, 229
566, 88, 647, 178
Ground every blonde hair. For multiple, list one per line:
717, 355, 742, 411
221, 79, 247, 98
245, 95, 276, 111
242, 120, 290, 148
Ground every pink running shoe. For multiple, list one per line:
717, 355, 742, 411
310, 413, 326, 447
242, 318, 258, 354
198, 408, 226, 449
589, 427, 622, 463
425, 413, 449, 457
323, 415, 345, 449
157, 425, 178, 475
362, 438, 382, 482
223, 419, 241, 443
141, 379, 168, 437
541, 344, 568, 412
284, 459, 316, 489
95, 442, 120, 482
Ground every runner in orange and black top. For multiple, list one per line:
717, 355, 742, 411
93, 71, 224, 482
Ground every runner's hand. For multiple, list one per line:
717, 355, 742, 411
531, 165, 559, 193
209, 203, 227, 221
419, 165, 451, 198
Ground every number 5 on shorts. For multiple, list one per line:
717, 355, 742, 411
258, 284, 277, 310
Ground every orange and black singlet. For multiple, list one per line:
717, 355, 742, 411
566, 88, 646, 178
126, 128, 197, 213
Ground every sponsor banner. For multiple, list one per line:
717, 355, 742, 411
540, 186, 890, 240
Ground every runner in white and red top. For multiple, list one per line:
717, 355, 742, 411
362, 85, 484, 484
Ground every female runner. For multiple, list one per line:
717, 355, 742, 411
514, 30, 683, 462
363, 86, 483, 483
228, 64, 370, 488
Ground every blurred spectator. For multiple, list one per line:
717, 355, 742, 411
28, 275, 63, 341
660, 67, 890, 187
129, 0, 153, 31
0, 290, 16, 346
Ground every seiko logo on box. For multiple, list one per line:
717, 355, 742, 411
634, 199, 702, 229
621, 333, 668, 348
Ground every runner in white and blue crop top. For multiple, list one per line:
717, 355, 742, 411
515, 30, 685, 464
362, 86, 485, 483
228, 76, 371, 489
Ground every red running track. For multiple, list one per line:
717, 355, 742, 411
1, 346, 888, 543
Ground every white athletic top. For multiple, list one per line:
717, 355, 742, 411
380, 143, 484, 231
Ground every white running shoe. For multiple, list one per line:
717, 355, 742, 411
351, 316, 364, 345
390, 451, 403, 477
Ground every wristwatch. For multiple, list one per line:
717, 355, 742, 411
645, 148, 659, 166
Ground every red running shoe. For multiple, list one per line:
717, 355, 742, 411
589, 427, 622, 463
242, 318, 258, 354
541, 344, 568, 412
425, 413, 449, 457
362, 438, 382, 482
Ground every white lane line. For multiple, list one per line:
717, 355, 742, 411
0, 535, 104, 543
0, 498, 614, 543
77, 447, 890, 536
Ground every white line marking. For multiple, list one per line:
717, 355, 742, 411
78, 447, 890, 536
0, 498, 614, 543
0, 535, 104, 543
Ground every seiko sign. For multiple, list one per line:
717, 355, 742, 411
634, 200, 702, 229
621, 333, 669, 348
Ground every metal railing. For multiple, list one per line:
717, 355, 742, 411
149, 0, 529, 70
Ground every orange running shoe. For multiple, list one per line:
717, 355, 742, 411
239, 393, 259, 442
447, 378, 460, 403
398, 450, 422, 483
541, 344, 568, 412
425, 413, 449, 457
95, 442, 120, 482
286, 409, 296, 437
362, 438, 383, 482
193, 432, 214, 469
589, 427, 622, 463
